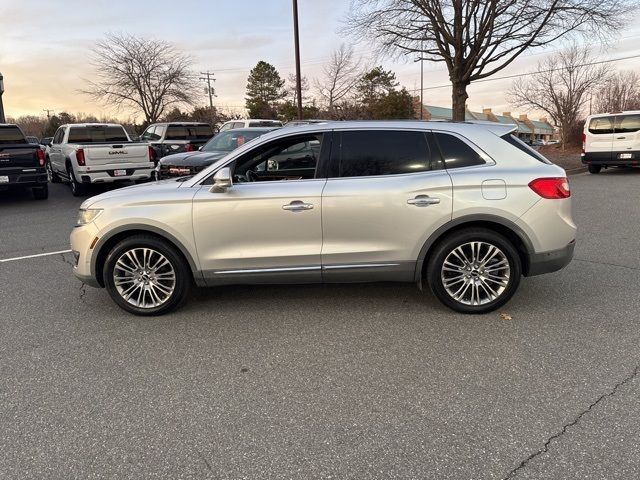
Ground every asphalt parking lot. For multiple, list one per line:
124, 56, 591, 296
1, 171, 639, 479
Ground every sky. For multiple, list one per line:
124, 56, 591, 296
2, 0, 640, 122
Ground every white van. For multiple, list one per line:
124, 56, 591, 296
218, 119, 282, 132
582, 111, 640, 173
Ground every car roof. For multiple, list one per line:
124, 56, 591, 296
152, 122, 210, 126
587, 110, 640, 119
219, 127, 279, 133
270, 119, 515, 136
222, 119, 282, 123
60, 123, 124, 128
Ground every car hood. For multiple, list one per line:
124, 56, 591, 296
158, 151, 228, 167
80, 178, 187, 209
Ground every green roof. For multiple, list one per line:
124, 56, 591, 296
531, 120, 554, 133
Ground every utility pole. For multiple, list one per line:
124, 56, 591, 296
420, 40, 424, 120
0, 72, 5, 123
292, 0, 303, 120
43, 108, 54, 120
199, 71, 216, 108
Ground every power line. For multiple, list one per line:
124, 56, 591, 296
406, 53, 640, 92
199, 71, 216, 108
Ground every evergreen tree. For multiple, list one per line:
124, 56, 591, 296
245, 61, 286, 118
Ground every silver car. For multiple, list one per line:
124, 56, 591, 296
70, 121, 576, 316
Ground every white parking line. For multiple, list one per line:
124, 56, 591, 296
0, 250, 73, 263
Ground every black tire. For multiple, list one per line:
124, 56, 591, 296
588, 164, 601, 174
103, 234, 192, 316
67, 165, 86, 196
46, 158, 61, 183
426, 228, 522, 314
32, 184, 48, 200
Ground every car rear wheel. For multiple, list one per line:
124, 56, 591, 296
588, 164, 601, 174
103, 235, 191, 316
426, 228, 521, 314
67, 166, 86, 196
46, 159, 61, 183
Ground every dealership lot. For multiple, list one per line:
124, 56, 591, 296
1, 171, 639, 478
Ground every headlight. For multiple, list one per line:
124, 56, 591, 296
76, 208, 103, 226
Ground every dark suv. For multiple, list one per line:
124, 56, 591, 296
141, 122, 214, 162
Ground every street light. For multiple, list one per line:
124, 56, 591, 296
0, 71, 5, 123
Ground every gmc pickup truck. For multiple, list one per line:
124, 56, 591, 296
0, 124, 48, 200
46, 123, 154, 196
141, 122, 214, 161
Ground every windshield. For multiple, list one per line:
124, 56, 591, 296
201, 129, 267, 152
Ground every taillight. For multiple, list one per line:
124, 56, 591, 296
148, 146, 157, 163
76, 148, 85, 166
36, 148, 45, 166
581, 133, 586, 154
528, 177, 570, 199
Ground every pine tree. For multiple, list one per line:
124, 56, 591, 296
245, 61, 286, 118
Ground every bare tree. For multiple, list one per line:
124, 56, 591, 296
346, 0, 632, 121
84, 33, 200, 123
594, 70, 640, 113
314, 44, 363, 115
508, 45, 608, 148
286, 73, 311, 105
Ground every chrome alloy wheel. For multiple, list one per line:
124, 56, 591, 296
113, 248, 176, 309
441, 241, 510, 306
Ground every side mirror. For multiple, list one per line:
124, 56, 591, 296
209, 167, 232, 193
198, 146, 202, 151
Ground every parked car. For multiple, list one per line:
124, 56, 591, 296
218, 119, 282, 132
25, 135, 40, 144
283, 120, 326, 127
141, 122, 214, 161
155, 127, 277, 180
582, 110, 640, 173
71, 121, 575, 316
0, 124, 48, 199
40, 137, 53, 147
46, 123, 154, 196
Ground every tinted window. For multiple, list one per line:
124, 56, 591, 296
249, 121, 282, 127
0, 126, 27, 144
588, 116, 614, 134
53, 128, 64, 144
166, 125, 213, 140
232, 122, 246, 129
501, 134, 552, 164
433, 132, 485, 169
615, 114, 640, 133
338, 130, 431, 177
68, 126, 129, 143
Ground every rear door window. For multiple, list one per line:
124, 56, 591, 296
0, 126, 27, 144
165, 126, 187, 140
336, 130, 433, 177
432, 132, 486, 169
614, 114, 640, 133
588, 116, 614, 134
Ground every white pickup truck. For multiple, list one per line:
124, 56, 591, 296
46, 123, 154, 196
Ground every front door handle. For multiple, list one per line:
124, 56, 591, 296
616, 136, 626, 139
282, 200, 314, 212
407, 195, 440, 207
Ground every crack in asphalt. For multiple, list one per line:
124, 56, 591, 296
573, 257, 640, 272
196, 450, 214, 474
59, 252, 75, 267
504, 364, 640, 479
79, 283, 87, 303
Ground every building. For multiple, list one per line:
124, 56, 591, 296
415, 100, 555, 142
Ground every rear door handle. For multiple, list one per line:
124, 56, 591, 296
282, 200, 314, 212
616, 136, 626, 139
407, 195, 440, 207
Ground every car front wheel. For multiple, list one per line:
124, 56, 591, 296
103, 235, 191, 316
588, 164, 601, 174
426, 228, 522, 314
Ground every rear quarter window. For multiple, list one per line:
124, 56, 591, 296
501, 134, 552, 164
432, 132, 486, 169
0, 126, 27, 144
615, 114, 640, 133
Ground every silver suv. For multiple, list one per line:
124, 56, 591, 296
70, 121, 576, 316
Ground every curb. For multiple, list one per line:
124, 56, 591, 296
566, 166, 588, 176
